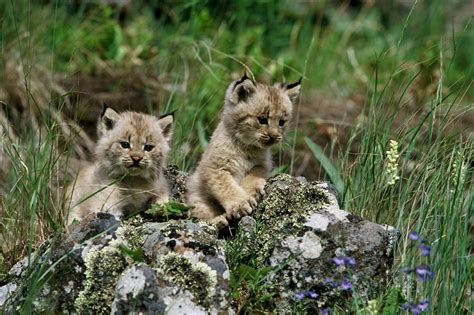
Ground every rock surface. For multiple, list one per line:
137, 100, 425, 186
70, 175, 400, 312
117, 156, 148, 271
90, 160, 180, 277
233, 174, 396, 312
0, 215, 230, 314
0, 168, 395, 313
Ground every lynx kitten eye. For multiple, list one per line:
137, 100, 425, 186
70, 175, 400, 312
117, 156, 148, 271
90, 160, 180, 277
144, 144, 154, 151
120, 141, 130, 149
257, 116, 268, 125
279, 119, 286, 127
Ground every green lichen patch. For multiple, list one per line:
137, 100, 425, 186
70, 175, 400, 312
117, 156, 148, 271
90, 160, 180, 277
251, 174, 329, 266
159, 221, 219, 246
158, 252, 217, 308
116, 219, 146, 251
74, 246, 128, 314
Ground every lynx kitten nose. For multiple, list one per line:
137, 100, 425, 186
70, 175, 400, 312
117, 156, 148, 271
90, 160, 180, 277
265, 135, 277, 144
131, 155, 143, 163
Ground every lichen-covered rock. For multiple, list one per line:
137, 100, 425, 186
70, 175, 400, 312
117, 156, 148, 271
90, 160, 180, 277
163, 164, 188, 203
111, 220, 232, 314
0, 213, 121, 313
0, 216, 231, 314
234, 174, 395, 312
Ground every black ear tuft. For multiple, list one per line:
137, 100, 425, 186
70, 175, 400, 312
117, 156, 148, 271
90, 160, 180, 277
282, 78, 302, 103
286, 77, 302, 90
230, 73, 256, 104
159, 109, 176, 119
234, 71, 255, 87
101, 103, 109, 117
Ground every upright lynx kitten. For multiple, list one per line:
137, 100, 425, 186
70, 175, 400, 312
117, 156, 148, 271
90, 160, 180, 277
187, 74, 301, 228
67, 107, 173, 225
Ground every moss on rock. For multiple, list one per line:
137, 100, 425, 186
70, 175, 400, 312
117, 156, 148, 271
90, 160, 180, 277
115, 218, 146, 251
74, 246, 128, 314
252, 174, 329, 266
158, 252, 217, 308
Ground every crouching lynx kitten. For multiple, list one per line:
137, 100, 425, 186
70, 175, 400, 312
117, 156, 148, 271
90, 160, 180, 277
66, 107, 173, 225
187, 74, 301, 228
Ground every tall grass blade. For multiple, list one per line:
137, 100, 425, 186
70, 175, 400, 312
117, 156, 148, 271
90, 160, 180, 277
304, 137, 344, 196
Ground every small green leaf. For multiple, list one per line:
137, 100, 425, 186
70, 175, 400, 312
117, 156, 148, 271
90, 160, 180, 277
145, 200, 193, 219
117, 243, 144, 263
165, 201, 194, 213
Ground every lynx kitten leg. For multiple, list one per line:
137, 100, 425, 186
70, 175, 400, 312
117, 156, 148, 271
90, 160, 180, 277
208, 171, 257, 220
189, 192, 230, 228
240, 166, 267, 202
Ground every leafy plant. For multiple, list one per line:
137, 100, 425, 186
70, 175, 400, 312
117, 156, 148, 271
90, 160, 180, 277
145, 200, 193, 220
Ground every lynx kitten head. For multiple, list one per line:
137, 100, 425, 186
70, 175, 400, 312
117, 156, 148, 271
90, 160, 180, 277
223, 74, 301, 148
95, 106, 174, 179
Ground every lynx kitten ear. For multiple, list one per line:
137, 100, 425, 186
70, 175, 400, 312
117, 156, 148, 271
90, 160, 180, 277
282, 77, 302, 103
158, 113, 174, 144
98, 104, 120, 137
226, 73, 256, 105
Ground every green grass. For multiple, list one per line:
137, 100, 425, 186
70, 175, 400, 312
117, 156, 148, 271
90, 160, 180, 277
0, 0, 472, 313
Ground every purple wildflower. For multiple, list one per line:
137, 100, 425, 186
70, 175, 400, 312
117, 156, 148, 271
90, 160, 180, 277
408, 231, 420, 241
411, 305, 422, 315
402, 303, 423, 314
332, 256, 345, 266
332, 256, 356, 267
344, 256, 356, 267
307, 290, 318, 299
294, 291, 305, 301
322, 277, 334, 285
403, 300, 430, 314
322, 307, 330, 315
418, 244, 431, 256
402, 303, 410, 311
340, 279, 353, 291
415, 265, 434, 282
417, 299, 429, 311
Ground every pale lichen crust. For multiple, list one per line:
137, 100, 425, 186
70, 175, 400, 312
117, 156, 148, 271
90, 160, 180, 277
74, 246, 128, 313
252, 174, 329, 266
158, 252, 218, 308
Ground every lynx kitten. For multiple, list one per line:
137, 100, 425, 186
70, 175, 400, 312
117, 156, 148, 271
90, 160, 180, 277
67, 107, 173, 225
187, 74, 301, 228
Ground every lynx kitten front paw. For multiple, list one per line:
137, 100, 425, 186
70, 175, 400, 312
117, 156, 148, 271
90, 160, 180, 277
210, 215, 229, 229
250, 178, 267, 201
226, 195, 257, 220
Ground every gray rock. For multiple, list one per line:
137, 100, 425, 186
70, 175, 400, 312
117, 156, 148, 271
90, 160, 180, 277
111, 264, 171, 314
0, 283, 16, 308
163, 165, 188, 203
0, 215, 231, 314
234, 174, 395, 312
